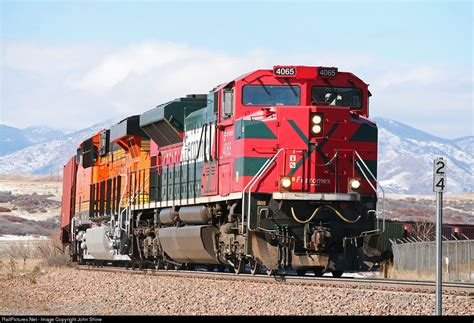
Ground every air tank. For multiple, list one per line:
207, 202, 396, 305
159, 207, 176, 225
178, 205, 210, 224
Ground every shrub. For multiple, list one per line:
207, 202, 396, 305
36, 231, 72, 267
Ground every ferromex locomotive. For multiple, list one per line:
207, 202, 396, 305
61, 65, 382, 276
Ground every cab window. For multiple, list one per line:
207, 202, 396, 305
311, 86, 362, 108
242, 85, 300, 106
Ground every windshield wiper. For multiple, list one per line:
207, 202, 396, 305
257, 77, 271, 96
284, 78, 297, 96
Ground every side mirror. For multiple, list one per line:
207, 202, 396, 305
223, 89, 234, 118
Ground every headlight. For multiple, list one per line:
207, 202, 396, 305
280, 176, 292, 189
312, 125, 322, 134
312, 115, 322, 124
310, 113, 324, 138
350, 179, 361, 190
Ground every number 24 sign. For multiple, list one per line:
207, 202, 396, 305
433, 157, 447, 192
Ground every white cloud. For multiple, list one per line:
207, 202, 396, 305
2, 41, 108, 75
374, 65, 441, 88
1, 40, 472, 138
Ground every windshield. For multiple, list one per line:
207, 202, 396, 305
243, 85, 300, 106
311, 86, 362, 108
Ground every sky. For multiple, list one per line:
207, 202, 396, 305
0, 0, 472, 138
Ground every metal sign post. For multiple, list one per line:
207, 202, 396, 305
433, 157, 446, 316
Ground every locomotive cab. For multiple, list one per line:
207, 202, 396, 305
212, 66, 380, 274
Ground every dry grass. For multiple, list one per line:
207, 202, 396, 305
0, 231, 72, 282
0, 174, 62, 182
385, 260, 474, 282
0, 258, 44, 278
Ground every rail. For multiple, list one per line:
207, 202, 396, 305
242, 148, 285, 234
76, 265, 474, 293
354, 150, 385, 232
117, 174, 128, 231
126, 170, 150, 233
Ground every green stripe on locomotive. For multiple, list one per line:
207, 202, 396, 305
235, 120, 277, 139
350, 122, 378, 142
234, 157, 270, 177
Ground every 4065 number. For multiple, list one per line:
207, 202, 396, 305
273, 67, 296, 77
318, 67, 338, 78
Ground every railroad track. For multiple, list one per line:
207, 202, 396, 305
77, 265, 474, 295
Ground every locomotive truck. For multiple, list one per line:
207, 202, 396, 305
61, 65, 383, 276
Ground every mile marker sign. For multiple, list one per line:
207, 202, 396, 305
433, 157, 447, 192
433, 157, 446, 316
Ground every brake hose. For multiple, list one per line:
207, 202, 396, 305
324, 204, 361, 224
290, 205, 361, 224
290, 206, 321, 224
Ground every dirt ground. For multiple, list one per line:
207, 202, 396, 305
0, 266, 472, 316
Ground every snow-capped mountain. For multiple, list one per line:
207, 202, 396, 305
0, 125, 66, 156
0, 118, 472, 195
0, 119, 117, 175
453, 136, 474, 155
374, 118, 473, 194
0, 125, 31, 156
22, 126, 65, 145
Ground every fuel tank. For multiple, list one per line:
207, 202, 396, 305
159, 225, 219, 264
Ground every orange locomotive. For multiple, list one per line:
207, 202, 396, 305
61, 66, 383, 276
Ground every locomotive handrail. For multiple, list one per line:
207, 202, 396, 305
119, 171, 149, 232
128, 170, 150, 205
117, 173, 129, 232
243, 148, 285, 234
354, 150, 385, 232
126, 173, 150, 234
241, 158, 272, 234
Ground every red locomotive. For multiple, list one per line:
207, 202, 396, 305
61, 65, 381, 276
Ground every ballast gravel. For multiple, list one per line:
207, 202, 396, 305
0, 267, 472, 316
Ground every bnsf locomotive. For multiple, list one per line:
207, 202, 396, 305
61, 65, 382, 277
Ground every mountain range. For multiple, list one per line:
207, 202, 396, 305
0, 118, 472, 195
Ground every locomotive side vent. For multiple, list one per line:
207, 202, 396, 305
139, 95, 207, 147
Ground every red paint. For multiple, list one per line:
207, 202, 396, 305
60, 156, 77, 243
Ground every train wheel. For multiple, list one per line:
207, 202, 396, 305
331, 270, 344, 278
249, 259, 261, 275
207, 265, 215, 272
313, 268, 324, 277
154, 259, 162, 270
296, 269, 306, 276
266, 269, 276, 276
233, 259, 245, 274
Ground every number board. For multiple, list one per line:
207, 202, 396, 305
273, 66, 296, 77
318, 67, 338, 78
433, 157, 447, 192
